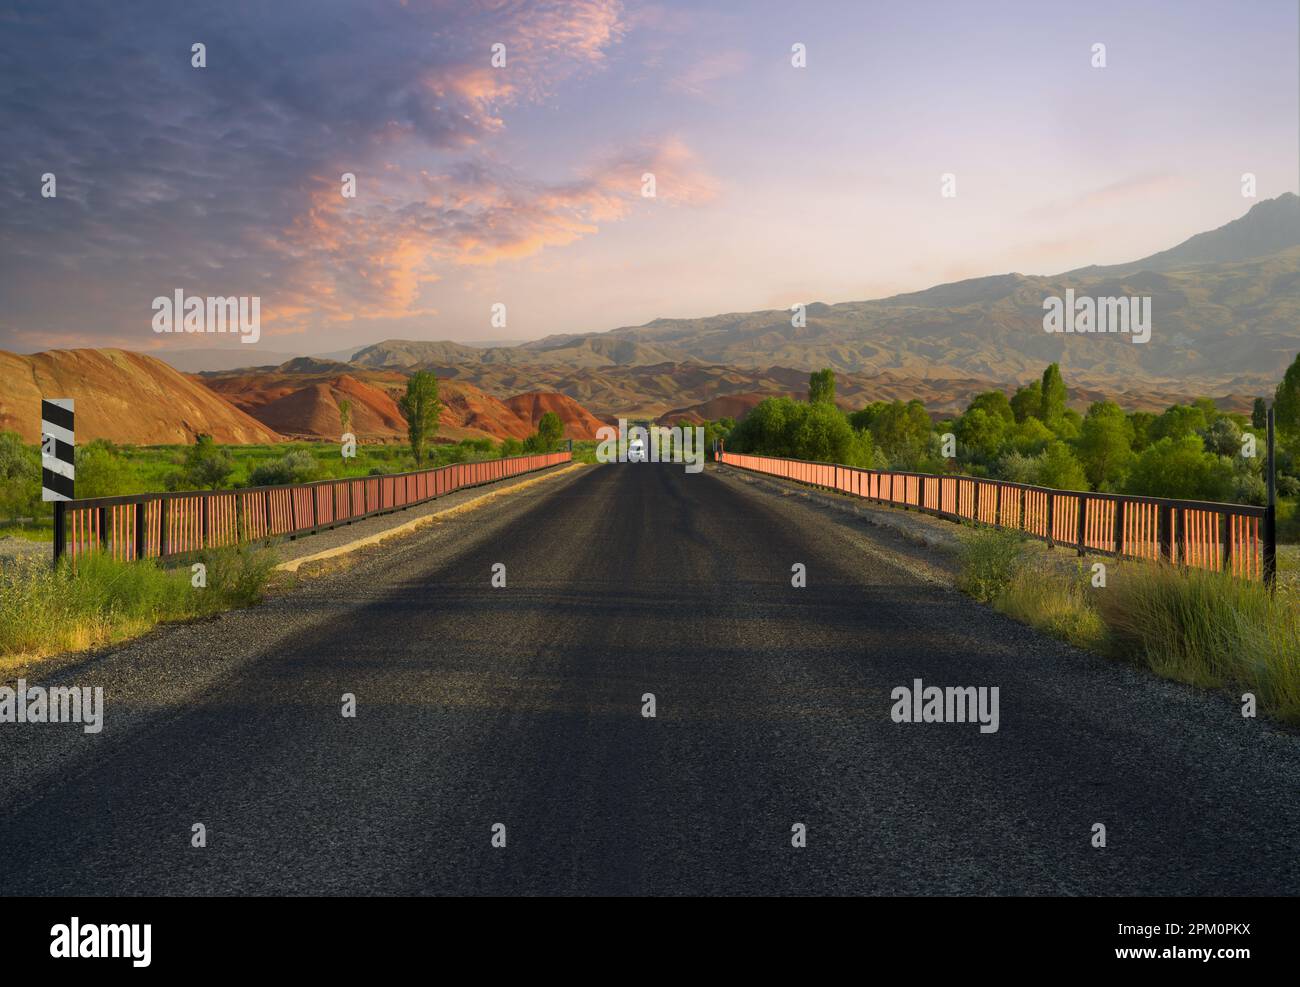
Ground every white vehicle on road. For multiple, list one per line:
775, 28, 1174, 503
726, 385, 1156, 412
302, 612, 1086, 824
628, 437, 647, 462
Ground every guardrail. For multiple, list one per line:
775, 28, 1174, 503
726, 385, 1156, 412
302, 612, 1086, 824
719, 451, 1274, 584
53, 451, 572, 565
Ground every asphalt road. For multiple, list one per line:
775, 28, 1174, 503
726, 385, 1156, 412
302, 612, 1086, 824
2, 463, 1297, 895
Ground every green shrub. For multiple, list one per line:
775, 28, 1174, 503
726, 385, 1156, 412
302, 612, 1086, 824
957, 527, 1025, 602
247, 450, 319, 487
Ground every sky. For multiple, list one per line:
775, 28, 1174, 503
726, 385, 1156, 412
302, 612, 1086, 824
0, 0, 1296, 355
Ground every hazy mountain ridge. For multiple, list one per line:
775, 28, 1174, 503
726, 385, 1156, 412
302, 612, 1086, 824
348, 194, 1298, 391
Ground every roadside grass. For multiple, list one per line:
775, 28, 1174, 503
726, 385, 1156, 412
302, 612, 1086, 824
0, 546, 276, 668
1097, 565, 1300, 719
957, 526, 1300, 723
997, 559, 1107, 652
0, 520, 55, 542
570, 440, 600, 464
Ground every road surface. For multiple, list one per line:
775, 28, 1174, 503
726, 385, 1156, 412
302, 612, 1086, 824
1, 463, 1297, 895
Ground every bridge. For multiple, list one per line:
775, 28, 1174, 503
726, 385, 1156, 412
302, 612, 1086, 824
1, 461, 1297, 895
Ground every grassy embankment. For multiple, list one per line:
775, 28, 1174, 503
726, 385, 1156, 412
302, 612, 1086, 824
0, 547, 276, 669
958, 527, 1300, 723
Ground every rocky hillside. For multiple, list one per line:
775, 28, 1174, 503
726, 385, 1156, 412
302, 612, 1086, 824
201, 362, 608, 442
0, 348, 281, 444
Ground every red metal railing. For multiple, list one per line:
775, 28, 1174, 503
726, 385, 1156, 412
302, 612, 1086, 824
719, 451, 1271, 582
54, 451, 572, 564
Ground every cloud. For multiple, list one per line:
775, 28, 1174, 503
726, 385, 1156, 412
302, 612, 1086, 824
1024, 172, 1189, 220
668, 49, 750, 96
0, 0, 640, 347
265, 136, 719, 328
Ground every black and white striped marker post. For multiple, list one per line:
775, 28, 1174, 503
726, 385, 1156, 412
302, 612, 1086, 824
41, 398, 74, 563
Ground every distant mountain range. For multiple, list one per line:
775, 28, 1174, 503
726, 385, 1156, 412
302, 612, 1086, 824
4, 194, 1294, 445
157, 347, 360, 373
342, 193, 1299, 397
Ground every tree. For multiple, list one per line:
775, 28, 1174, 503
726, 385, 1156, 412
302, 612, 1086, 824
398, 371, 441, 465
163, 434, 234, 491
1276, 351, 1300, 440
848, 401, 889, 432
701, 417, 734, 453
536, 411, 564, 452
1127, 411, 1157, 451
1077, 401, 1134, 489
0, 431, 40, 520
966, 390, 1015, 425
868, 400, 931, 469
1251, 397, 1268, 431
1038, 363, 1067, 424
1201, 417, 1243, 458
790, 401, 864, 464
995, 450, 1040, 484
1149, 404, 1207, 443
1034, 441, 1088, 491
1009, 416, 1054, 454
727, 397, 873, 467
76, 439, 132, 498
1125, 436, 1235, 501
1010, 381, 1042, 423
338, 398, 352, 435
955, 408, 1006, 460
729, 396, 798, 457
808, 368, 836, 406
186, 434, 234, 489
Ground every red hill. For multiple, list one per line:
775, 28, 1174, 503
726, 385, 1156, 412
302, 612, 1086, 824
504, 391, 608, 439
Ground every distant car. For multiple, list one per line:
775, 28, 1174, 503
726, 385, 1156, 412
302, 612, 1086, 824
628, 437, 646, 462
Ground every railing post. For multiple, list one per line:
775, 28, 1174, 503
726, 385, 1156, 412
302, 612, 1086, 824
135, 501, 146, 560
1111, 498, 1124, 557
1159, 504, 1174, 564
158, 497, 170, 558
98, 505, 108, 552
289, 486, 298, 537
994, 484, 1002, 528
1076, 494, 1087, 555
1018, 487, 1026, 532
53, 500, 66, 567
263, 488, 272, 538
1264, 407, 1277, 588
1045, 493, 1055, 548
201, 493, 209, 548
1222, 512, 1233, 573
